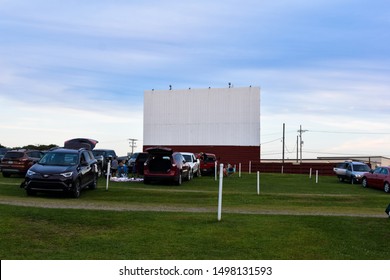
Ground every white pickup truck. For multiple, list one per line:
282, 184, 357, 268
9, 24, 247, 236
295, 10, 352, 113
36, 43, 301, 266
334, 161, 371, 184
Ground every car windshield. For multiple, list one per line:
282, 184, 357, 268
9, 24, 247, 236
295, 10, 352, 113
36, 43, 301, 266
4, 152, 24, 159
204, 156, 216, 162
353, 164, 370, 172
182, 155, 192, 162
39, 152, 79, 166
92, 151, 104, 157
129, 153, 138, 160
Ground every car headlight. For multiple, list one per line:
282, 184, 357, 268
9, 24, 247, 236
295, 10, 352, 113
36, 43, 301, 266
26, 170, 36, 176
60, 172, 73, 178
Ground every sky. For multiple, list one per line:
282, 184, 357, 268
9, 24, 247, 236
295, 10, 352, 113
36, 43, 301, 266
1, 0, 389, 159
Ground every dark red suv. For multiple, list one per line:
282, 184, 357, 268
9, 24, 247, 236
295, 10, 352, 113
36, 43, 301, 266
1, 150, 43, 177
143, 147, 190, 185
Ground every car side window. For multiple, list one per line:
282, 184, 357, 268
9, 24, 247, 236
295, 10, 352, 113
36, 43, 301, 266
373, 168, 382, 174
80, 153, 87, 164
381, 168, 389, 175
87, 151, 94, 161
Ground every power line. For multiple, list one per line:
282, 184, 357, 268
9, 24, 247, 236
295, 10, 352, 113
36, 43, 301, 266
261, 137, 283, 145
309, 130, 390, 135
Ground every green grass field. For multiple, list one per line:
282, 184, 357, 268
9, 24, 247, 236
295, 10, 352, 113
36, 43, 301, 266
0, 173, 389, 259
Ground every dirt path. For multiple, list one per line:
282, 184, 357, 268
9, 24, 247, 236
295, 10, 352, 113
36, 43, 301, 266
0, 197, 387, 218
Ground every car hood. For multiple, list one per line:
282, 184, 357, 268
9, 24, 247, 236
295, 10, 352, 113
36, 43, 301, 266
146, 147, 173, 156
30, 164, 76, 174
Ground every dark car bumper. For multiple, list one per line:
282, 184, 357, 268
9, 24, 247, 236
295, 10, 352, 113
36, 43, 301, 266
25, 177, 74, 192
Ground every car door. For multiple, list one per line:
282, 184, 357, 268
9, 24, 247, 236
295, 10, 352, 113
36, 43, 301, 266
79, 151, 92, 186
377, 168, 390, 190
370, 167, 383, 188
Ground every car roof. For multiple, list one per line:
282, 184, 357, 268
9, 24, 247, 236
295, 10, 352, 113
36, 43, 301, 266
146, 147, 173, 156
47, 148, 80, 154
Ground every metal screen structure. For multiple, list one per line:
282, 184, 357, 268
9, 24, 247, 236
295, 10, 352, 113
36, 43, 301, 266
143, 87, 260, 147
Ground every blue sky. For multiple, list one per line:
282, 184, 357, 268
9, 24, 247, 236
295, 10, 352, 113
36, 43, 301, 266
1, 0, 389, 158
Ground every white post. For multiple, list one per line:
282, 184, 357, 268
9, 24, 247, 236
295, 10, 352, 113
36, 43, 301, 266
215, 161, 217, 181
257, 171, 260, 195
309, 168, 312, 179
217, 163, 224, 221
249, 161, 252, 174
239, 163, 241, 178
316, 170, 319, 184
106, 160, 111, 191
281, 165, 284, 174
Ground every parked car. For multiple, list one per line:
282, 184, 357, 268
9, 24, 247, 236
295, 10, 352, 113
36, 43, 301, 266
333, 161, 349, 181
362, 167, 390, 193
198, 152, 217, 175
23, 148, 98, 198
333, 161, 370, 184
0, 148, 9, 160
0, 148, 10, 171
92, 149, 117, 176
128, 152, 149, 176
1, 150, 43, 177
128, 152, 140, 170
143, 147, 190, 185
181, 152, 201, 178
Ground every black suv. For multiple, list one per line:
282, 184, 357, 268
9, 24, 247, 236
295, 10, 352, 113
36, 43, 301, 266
23, 148, 98, 198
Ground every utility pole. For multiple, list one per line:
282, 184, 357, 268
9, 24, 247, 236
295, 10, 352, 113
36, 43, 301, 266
297, 125, 308, 163
128, 138, 138, 155
296, 135, 299, 163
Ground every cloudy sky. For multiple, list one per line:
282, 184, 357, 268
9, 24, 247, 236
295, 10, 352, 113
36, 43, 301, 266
1, 0, 389, 159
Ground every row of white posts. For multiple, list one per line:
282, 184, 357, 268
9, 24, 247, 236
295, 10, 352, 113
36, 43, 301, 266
106, 160, 319, 221
217, 163, 320, 221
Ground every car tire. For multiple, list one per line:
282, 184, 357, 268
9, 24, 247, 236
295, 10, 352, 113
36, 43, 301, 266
72, 180, 81, 198
384, 182, 390, 193
26, 189, 36, 196
187, 170, 193, 181
362, 178, 368, 188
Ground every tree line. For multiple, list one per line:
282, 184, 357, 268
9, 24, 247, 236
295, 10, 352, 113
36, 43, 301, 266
0, 144, 59, 151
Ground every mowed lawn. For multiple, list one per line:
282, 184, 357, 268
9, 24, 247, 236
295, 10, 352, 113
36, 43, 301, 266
0, 172, 389, 259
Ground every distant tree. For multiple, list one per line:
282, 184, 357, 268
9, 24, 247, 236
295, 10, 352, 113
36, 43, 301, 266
0, 143, 6, 148
21, 144, 59, 151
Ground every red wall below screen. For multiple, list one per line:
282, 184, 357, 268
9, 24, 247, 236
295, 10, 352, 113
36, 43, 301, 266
143, 145, 260, 169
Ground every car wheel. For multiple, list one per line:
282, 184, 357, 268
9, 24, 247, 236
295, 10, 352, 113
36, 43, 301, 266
26, 189, 36, 196
187, 170, 193, 181
384, 182, 390, 193
72, 180, 81, 198
362, 178, 368, 188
